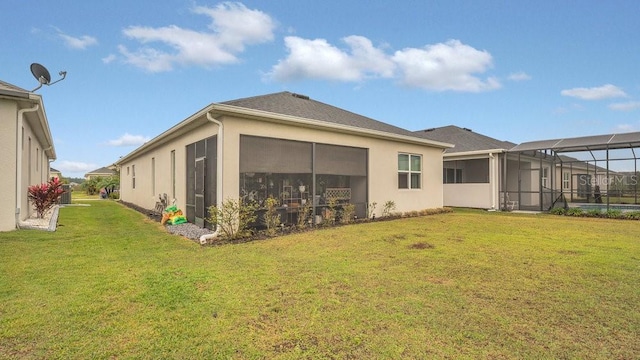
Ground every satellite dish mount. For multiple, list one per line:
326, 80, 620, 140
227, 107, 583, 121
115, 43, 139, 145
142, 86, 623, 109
30, 63, 66, 92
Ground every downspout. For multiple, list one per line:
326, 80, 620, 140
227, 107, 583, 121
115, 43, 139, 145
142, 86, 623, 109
15, 103, 40, 228
200, 112, 223, 244
489, 153, 496, 210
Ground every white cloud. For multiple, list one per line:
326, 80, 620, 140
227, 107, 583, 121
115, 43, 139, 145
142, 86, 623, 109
561, 84, 628, 100
613, 124, 636, 132
268, 36, 395, 82
102, 54, 117, 64
508, 71, 531, 81
269, 37, 499, 92
55, 160, 98, 173
56, 29, 98, 50
107, 133, 150, 147
608, 101, 640, 111
392, 40, 500, 92
119, 2, 276, 72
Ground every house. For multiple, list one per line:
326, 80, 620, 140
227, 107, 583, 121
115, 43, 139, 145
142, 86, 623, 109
415, 125, 518, 210
50, 167, 62, 180
511, 132, 640, 210
413, 125, 605, 211
84, 166, 117, 180
116, 92, 453, 228
0, 80, 56, 231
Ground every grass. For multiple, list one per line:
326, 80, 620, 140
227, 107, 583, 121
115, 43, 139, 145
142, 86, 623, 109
1, 202, 639, 359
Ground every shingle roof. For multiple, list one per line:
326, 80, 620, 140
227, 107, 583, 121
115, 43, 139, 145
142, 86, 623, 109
414, 125, 515, 153
0, 79, 30, 98
85, 167, 116, 176
221, 91, 426, 139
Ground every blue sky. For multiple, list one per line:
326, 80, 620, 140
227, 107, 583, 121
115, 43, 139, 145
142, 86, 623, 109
2, 1, 639, 177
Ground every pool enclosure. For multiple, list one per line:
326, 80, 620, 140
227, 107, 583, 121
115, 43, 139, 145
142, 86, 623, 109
505, 132, 640, 212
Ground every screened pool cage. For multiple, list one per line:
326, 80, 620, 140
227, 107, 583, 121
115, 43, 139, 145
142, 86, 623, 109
504, 132, 640, 212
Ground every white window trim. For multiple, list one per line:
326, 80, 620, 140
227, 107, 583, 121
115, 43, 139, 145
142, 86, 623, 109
398, 153, 422, 190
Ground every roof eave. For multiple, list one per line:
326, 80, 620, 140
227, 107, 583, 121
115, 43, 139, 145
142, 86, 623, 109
444, 148, 507, 158
210, 103, 454, 149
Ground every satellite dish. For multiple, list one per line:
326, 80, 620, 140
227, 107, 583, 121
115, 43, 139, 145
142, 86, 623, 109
30, 63, 67, 92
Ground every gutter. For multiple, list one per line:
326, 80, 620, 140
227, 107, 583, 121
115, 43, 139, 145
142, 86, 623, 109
199, 112, 223, 244
16, 103, 40, 228
210, 103, 455, 149
116, 102, 455, 166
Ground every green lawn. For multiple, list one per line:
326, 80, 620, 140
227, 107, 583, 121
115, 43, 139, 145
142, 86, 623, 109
1, 202, 638, 359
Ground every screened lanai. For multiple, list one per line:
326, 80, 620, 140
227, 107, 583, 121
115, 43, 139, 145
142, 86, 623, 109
505, 132, 640, 212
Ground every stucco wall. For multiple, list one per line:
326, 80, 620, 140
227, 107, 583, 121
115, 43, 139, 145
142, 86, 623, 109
0, 99, 51, 231
222, 115, 444, 215
118, 112, 445, 217
0, 99, 18, 231
119, 121, 219, 212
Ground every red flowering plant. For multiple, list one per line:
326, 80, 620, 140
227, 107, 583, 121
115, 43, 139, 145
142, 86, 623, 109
27, 177, 65, 218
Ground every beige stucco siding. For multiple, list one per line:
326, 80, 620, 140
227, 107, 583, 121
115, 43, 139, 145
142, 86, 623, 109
0, 99, 18, 231
119, 112, 445, 217
0, 98, 53, 231
221, 115, 444, 215
119, 121, 219, 211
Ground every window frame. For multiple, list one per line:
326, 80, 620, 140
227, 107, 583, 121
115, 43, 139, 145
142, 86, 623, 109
398, 153, 422, 190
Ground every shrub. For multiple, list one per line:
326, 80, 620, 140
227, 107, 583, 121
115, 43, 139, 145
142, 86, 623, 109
382, 200, 396, 218
296, 202, 313, 229
263, 197, 281, 236
624, 211, 640, 220
566, 208, 584, 216
549, 207, 566, 215
586, 209, 603, 217
27, 177, 65, 218
206, 198, 258, 239
606, 209, 623, 218
366, 202, 377, 219
340, 203, 356, 224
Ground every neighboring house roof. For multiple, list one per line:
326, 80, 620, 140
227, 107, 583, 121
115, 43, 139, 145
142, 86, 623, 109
85, 167, 116, 177
414, 125, 516, 154
117, 92, 453, 165
50, 167, 61, 173
0, 79, 30, 98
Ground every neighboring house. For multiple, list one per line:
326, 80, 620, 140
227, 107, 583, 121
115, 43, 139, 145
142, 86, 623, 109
415, 125, 519, 210
50, 167, 62, 180
509, 132, 640, 211
84, 166, 116, 180
0, 80, 56, 231
116, 92, 453, 228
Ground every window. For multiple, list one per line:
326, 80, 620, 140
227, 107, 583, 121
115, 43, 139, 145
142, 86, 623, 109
132, 165, 136, 189
398, 153, 421, 189
563, 172, 570, 190
171, 150, 176, 199
443, 168, 463, 184
151, 157, 156, 195
542, 167, 549, 188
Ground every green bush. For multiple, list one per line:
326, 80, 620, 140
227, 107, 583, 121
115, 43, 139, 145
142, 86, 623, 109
263, 197, 281, 236
549, 207, 566, 215
206, 198, 258, 239
340, 203, 356, 224
566, 208, 584, 216
606, 209, 623, 218
586, 209, 603, 217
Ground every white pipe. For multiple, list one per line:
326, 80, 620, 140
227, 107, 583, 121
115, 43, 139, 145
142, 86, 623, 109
489, 153, 496, 210
15, 103, 40, 228
199, 112, 224, 244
